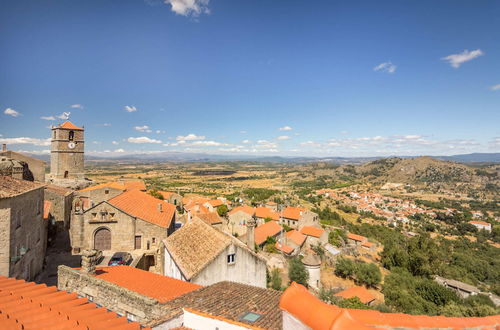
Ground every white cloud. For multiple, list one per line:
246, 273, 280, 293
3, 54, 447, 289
112, 141, 119, 145
70, 104, 84, 109
374, 61, 397, 73
156, 130, 165, 134
242, 139, 251, 144
255, 140, 278, 149
124, 105, 138, 112
176, 133, 205, 141
41, 116, 56, 121
134, 125, 152, 133
191, 140, 227, 146
4, 108, 20, 117
441, 49, 483, 68
0, 137, 50, 146
57, 112, 71, 120
490, 84, 500, 91
277, 135, 290, 140
164, 0, 210, 17
115, 148, 125, 153
279, 126, 292, 131
127, 137, 162, 144
300, 141, 320, 147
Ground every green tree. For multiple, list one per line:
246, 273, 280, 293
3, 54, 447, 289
217, 204, 228, 217
289, 257, 309, 286
337, 297, 371, 309
335, 258, 356, 279
148, 189, 164, 200
355, 262, 382, 287
270, 268, 282, 290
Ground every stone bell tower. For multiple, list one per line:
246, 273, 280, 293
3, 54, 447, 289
49, 121, 85, 182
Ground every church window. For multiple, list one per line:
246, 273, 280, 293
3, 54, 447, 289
69, 131, 74, 141
227, 253, 235, 264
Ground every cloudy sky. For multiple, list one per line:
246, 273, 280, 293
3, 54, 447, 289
1, 0, 499, 157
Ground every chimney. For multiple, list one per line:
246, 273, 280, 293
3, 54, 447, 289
157, 203, 163, 212
246, 217, 256, 252
1, 144, 6, 152
80, 249, 101, 275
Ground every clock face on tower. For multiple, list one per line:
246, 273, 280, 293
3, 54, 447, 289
68, 142, 76, 149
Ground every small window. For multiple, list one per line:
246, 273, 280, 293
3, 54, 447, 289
152, 237, 156, 244
105, 189, 109, 195
92, 213, 97, 219
69, 131, 74, 141
240, 312, 262, 323
109, 213, 115, 219
227, 253, 235, 264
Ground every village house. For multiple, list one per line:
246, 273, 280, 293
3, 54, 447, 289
334, 286, 376, 306
255, 206, 280, 225
252, 220, 283, 249
227, 204, 255, 236
434, 275, 480, 299
284, 229, 307, 251
76, 180, 147, 205
300, 225, 328, 248
1, 144, 46, 182
70, 189, 176, 263
158, 190, 183, 207
0, 176, 47, 281
162, 218, 267, 288
193, 212, 223, 230
44, 184, 73, 230
279, 206, 319, 230
468, 220, 492, 232
203, 199, 226, 213
346, 232, 368, 246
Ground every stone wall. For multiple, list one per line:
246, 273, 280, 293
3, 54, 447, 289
50, 126, 84, 180
78, 187, 124, 205
0, 187, 47, 280
228, 211, 252, 236
58, 265, 166, 324
44, 187, 73, 228
0, 151, 46, 182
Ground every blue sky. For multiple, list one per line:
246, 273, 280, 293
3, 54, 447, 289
1, 0, 499, 157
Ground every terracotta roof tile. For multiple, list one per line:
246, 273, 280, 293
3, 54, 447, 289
92, 266, 202, 303
285, 230, 306, 246
281, 282, 500, 329
164, 219, 251, 280
361, 241, 375, 248
156, 281, 282, 330
0, 276, 145, 330
228, 205, 255, 217
347, 233, 367, 242
255, 206, 280, 221
108, 189, 175, 228
77, 182, 127, 193
255, 221, 283, 245
0, 176, 44, 198
58, 121, 83, 130
469, 220, 491, 227
158, 191, 175, 199
194, 212, 223, 225
281, 206, 305, 220
207, 199, 224, 207
300, 226, 325, 238
122, 180, 146, 191
275, 242, 294, 255
334, 286, 375, 304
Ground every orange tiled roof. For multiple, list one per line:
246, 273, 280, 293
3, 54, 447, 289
255, 221, 282, 245
228, 205, 255, 217
195, 213, 223, 225
281, 206, 305, 220
361, 241, 374, 248
123, 180, 146, 191
93, 266, 202, 303
207, 199, 224, 207
158, 191, 175, 199
185, 202, 210, 215
300, 226, 325, 238
109, 189, 176, 228
255, 206, 280, 221
285, 230, 306, 246
77, 181, 127, 193
0, 275, 145, 329
334, 286, 375, 304
275, 242, 294, 255
281, 282, 500, 329
469, 220, 491, 227
58, 121, 83, 130
347, 233, 367, 242
43, 200, 52, 220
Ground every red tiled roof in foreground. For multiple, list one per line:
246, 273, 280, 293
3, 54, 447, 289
59, 121, 83, 130
93, 266, 202, 303
109, 189, 176, 228
334, 286, 375, 304
255, 221, 283, 245
300, 225, 325, 238
280, 282, 500, 330
0, 276, 145, 330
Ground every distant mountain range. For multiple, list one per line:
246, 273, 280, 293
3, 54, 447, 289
25, 152, 500, 164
